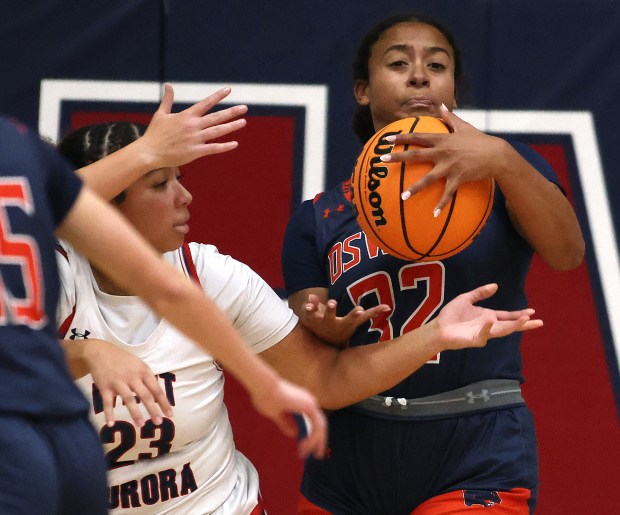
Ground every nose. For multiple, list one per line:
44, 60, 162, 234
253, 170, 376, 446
176, 182, 193, 207
408, 61, 429, 87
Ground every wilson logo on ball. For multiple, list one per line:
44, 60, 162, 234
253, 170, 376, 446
351, 116, 494, 261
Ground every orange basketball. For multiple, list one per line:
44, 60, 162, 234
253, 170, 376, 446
351, 116, 494, 261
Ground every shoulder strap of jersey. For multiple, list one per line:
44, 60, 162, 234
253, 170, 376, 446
55, 242, 76, 338
180, 242, 202, 287
57, 242, 202, 339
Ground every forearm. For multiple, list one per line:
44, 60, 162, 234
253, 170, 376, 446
493, 138, 584, 269
321, 323, 441, 408
262, 322, 442, 410
77, 138, 158, 200
60, 339, 90, 379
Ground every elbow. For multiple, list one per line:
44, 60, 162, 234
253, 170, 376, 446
317, 397, 348, 411
545, 239, 586, 271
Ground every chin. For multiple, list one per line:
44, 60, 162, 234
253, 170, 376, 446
408, 107, 438, 118
158, 239, 184, 254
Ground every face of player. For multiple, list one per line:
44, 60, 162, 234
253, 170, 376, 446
117, 167, 192, 253
354, 22, 457, 132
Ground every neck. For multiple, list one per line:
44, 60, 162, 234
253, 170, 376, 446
92, 266, 131, 296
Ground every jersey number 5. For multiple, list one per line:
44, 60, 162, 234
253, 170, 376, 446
0, 178, 45, 327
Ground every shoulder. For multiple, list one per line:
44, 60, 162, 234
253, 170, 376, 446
55, 240, 90, 289
505, 139, 559, 183
312, 180, 353, 206
182, 242, 262, 293
186, 241, 240, 271
288, 180, 352, 227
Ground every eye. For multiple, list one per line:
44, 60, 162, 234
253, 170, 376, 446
389, 60, 408, 67
176, 173, 184, 182
154, 179, 168, 189
428, 61, 447, 71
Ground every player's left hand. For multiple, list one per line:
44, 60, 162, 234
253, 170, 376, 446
299, 294, 391, 346
380, 104, 506, 216
434, 283, 544, 350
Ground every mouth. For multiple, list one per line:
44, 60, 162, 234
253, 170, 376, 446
174, 218, 190, 234
402, 97, 435, 110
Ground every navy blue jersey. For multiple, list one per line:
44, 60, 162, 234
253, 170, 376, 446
283, 141, 559, 399
0, 116, 88, 417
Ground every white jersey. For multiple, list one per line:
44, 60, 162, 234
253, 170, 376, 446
56, 242, 298, 514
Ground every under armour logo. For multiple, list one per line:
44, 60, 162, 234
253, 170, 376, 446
322, 205, 345, 219
69, 328, 90, 340
466, 389, 490, 403
464, 490, 502, 507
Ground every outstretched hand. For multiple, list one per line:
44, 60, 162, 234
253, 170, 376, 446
299, 294, 391, 346
435, 283, 543, 350
141, 83, 248, 168
250, 378, 327, 460
381, 104, 506, 216
82, 339, 173, 428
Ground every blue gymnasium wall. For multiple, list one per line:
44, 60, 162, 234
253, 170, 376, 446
2, 1, 619, 513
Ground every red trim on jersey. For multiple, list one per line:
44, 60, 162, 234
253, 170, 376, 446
55, 243, 75, 338
55, 242, 68, 261
181, 243, 201, 286
57, 304, 76, 339
249, 494, 267, 515
342, 179, 352, 203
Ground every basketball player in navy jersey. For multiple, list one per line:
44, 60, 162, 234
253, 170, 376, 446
0, 110, 330, 513
282, 14, 585, 514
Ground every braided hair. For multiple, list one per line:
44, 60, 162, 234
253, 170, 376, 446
58, 122, 147, 203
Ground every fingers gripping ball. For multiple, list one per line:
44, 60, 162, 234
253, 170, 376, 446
351, 116, 494, 261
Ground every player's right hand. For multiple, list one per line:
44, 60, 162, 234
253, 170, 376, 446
141, 83, 248, 169
300, 294, 391, 346
81, 339, 173, 427
250, 378, 327, 460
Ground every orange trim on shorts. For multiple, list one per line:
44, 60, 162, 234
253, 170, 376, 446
413, 488, 531, 514
297, 488, 531, 514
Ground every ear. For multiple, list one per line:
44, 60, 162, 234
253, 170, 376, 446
354, 80, 370, 106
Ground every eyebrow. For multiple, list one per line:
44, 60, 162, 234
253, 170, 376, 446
384, 44, 451, 58
144, 168, 166, 178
